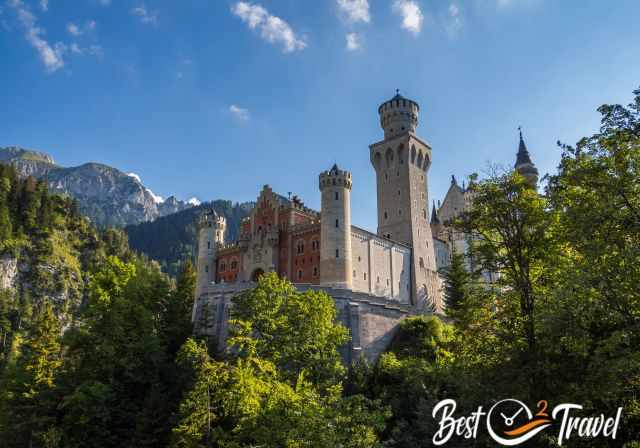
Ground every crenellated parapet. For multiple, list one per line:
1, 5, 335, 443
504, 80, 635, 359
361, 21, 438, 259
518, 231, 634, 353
378, 91, 420, 140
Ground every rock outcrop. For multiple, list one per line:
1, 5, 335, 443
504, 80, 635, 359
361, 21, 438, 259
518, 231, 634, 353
0, 146, 195, 228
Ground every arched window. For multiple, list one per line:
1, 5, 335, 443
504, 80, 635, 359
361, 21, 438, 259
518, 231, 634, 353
419, 257, 424, 268
335, 249, 340, 258
385, 148, 394, 167
397, 144, 405, 164
335, 191, 339, 200
417, 151, 424, 168
375, 152, 382, 167
335, 219, 339, 228
411, 145, 417, 164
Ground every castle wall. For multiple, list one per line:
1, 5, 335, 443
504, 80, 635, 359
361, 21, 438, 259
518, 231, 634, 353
193, 282, 412, 364
350, 227, 411, 304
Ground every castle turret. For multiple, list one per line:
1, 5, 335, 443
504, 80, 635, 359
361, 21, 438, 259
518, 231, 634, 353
319, 164, 353, 289
378, 90, 420, 140
515, 128, 539, 187
195, 209, 226, 298
370, 91, 442, 310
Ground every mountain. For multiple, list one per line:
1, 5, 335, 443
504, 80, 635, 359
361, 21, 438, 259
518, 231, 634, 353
0, 146, 195, 228
125, 200, 254, 276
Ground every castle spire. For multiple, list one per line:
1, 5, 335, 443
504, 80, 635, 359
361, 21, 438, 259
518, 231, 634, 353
430, 201, 440, 224
514, 126, 539, 187
451, 174, 457, 186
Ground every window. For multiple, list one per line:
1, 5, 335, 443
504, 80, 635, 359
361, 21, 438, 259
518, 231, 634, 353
423, 209, 427, 219
419, 257, 424, 268
353, 270, 356, 278
313, 267, 318, 277
207, 241, 211, 249
384, 211, 388, 220
336, 249, 339, 258
205, 265, 208, 273
296, 240, 305, 254
387, 279, 390, 286
364, 273, 367, 280
335, 219, 339, 228
335, 192, 339, 200
231, 260, 238, 270
298, 270, 303, 280
358, 256, 361, 262
220, 263, 226, 272
377, 276, 380, 283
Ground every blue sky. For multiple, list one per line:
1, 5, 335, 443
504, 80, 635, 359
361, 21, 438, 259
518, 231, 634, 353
1, 0, 639, 230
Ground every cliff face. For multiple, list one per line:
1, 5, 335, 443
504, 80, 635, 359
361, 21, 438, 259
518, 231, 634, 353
0, 146, 194, 228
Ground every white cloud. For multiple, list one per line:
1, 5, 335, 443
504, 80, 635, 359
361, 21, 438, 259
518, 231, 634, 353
67, 22, 80, 36
336, 0, 370, 24
39, 0, 48, 12
99, 0, 111, 5
70, 43, 103, 59
131, 6, 158, 25
446, 3, 462, 36
229, 104, 250, 121
67, 20, 95, 36
392, 0, 423, 35
187, 197, 201, 206
345, 32, 361, 51
231, 2, 306, 53
7, 0, 65, 73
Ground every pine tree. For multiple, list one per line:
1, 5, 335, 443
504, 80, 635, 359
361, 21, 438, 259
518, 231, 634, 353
0, 301, 62, 447
442, 251, 471, 321
163, 260, 197, 358
0, 177, 13, 244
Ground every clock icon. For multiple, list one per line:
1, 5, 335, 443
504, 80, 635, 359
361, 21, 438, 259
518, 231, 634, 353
486, 399, 552, 446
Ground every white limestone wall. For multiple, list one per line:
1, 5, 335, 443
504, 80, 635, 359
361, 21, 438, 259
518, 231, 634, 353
350, 227, 411, 304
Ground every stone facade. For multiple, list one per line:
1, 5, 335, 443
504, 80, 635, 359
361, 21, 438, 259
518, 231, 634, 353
193, 281, 412, 363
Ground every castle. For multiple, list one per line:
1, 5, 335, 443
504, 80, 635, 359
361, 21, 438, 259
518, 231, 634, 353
192, 92, 538, 362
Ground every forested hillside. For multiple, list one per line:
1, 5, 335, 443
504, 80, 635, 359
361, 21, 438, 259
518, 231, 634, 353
125, 200, 253, 276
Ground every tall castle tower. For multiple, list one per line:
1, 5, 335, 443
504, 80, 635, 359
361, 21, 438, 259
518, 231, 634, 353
195, 209, 226, 298
319, 164, 353, 289
370, 92, 441, 309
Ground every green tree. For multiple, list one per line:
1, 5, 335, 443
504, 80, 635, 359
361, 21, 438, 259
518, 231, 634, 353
441, 251, 471, 321
459, 169, 555, 390
162, 260, 197, 359
0, 301, 62, 448
230, 272, 349, 388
